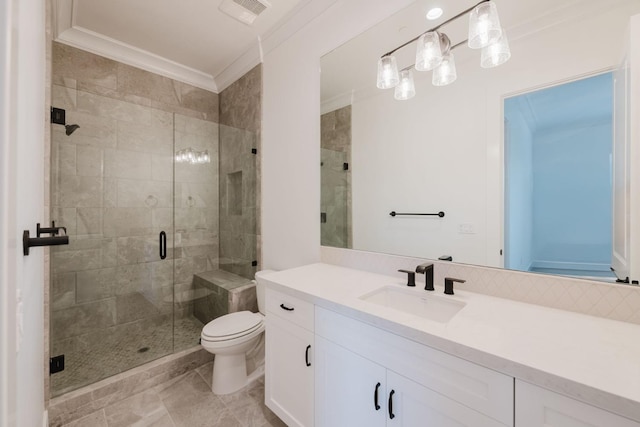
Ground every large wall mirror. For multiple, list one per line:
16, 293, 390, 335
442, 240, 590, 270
320, 0, 640, 283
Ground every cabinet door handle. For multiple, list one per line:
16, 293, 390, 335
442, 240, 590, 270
305, 345, 311, 367
280, 303, 294, 311
388, 389, 395, 419
374, 382, 381, 410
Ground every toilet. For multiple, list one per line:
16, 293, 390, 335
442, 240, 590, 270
200, 270, 271, 395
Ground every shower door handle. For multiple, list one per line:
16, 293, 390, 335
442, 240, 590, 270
159, 231, 167, 260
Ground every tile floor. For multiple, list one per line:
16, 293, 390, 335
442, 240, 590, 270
59, 361, 285, 427
52, 316, 204, 397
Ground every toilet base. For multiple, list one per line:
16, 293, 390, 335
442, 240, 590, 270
211, 354, 265, 395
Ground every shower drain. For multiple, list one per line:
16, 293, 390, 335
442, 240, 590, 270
137, 347, 150, 353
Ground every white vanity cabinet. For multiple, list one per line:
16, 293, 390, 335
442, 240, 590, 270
265, 289, 314, 427
314, 307, 514, 427
515, 380, 640, 427
315, 335, 508, 427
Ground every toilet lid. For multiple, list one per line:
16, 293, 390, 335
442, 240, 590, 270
202, 311, 263, 339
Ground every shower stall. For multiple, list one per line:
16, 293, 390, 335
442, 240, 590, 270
49, 43, 259, 396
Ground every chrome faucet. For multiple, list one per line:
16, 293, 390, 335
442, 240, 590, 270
415, 263, 434, 291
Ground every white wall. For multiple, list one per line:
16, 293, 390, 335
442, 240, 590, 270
504, 106, 534, 271
0, 0, 47, 425
340, 2, 640, 268
262, 0, 416, 270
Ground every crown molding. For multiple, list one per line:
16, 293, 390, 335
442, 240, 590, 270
52, 0, 218, 92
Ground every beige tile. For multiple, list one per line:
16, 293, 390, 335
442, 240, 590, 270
103, 207, 152, 238
117, 120, 173, 155
52, 110, 118, 149
195, 361, 213, 389
52, 272, 77, 311
151, 154, 174, 182
53, 42, 118, 90
115, 292, 166, 324
77, 91, 153, 125
103, 389, 173, 427
51, 298, 116, 340
77, 146, 103, 177
117, 180, 172, 208
63, 409, 108, 427
158, 371, 240, 427
55, 175, 103, 208
53, 83, 78, 111
77, 207, 103, 236
104, 149, 152, 180
52, 142, 77, 177
76, 268, 116, 303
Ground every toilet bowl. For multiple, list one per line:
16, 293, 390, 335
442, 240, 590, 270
200, 270, 272, 395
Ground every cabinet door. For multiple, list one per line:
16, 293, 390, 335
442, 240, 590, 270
386, 371, 507, 427
265, 314, 314, 427
516, 380, 640, 427
315, 336, 386, 427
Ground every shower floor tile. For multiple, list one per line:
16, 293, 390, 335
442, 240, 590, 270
60, 371, 284, 427
51, 316, 204, 397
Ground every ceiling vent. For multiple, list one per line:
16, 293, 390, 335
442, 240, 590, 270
219, 0, 271, 26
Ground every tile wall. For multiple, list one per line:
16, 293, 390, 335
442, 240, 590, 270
320, 106, 352, 248
50, 42, 220, 396
219, 65, 262, 278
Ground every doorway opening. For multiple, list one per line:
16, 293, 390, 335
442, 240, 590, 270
504, 72, 616, 280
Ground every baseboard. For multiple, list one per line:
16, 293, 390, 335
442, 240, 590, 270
529, 260, 610, 272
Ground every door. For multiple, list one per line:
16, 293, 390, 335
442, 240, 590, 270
386, 371, 506, 427
315, 336, 386, 427
612, 14, 640, 283
516, 380, 640, 427
265, 314, 314, 427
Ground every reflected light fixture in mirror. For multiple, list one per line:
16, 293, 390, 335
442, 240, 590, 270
395, 69, 416, 100
432, 52, 457, 86
415, 31, 443, 71
376, 0, 509, 97
468, 1, 502, 48
376, 55, 400, 89
481, 28, 511, 68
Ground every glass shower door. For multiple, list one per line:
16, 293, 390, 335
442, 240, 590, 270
50, 91, 175, 396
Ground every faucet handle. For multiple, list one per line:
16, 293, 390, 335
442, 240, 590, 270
444, 277, 466, 295
398, 269, 416, 287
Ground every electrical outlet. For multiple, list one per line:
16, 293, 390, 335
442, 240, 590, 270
457, 223, 476, 234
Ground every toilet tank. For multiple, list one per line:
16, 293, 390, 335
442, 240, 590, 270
254, 270, 275, 314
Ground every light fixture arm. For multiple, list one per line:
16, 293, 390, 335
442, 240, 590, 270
381, 0, 490, 58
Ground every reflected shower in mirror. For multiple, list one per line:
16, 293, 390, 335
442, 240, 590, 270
320, 0, 640, 283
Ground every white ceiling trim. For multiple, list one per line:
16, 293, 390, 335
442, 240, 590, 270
53, 0, 218, 92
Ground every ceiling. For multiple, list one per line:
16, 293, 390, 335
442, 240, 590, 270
55, 0, 307, 92
510, 72, 613, 133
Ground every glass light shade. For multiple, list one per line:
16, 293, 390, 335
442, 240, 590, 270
468, 1, 502, 49
481, 29, 511, 68
376, 55, 400, 89
415, 32, 442, 71
394, 69, 416, 101
432, 53, 457, 86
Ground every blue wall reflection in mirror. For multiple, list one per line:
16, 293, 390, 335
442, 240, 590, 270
504, 72, 614, 280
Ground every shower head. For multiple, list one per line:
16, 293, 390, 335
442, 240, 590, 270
65, 124, 80, 136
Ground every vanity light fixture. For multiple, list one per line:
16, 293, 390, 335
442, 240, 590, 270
376, 0, 510, 99
395, 69, 416, 100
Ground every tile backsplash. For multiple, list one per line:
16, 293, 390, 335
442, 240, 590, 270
321, 246, 640, 324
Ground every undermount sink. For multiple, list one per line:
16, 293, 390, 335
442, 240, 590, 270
359, 286, 466, 323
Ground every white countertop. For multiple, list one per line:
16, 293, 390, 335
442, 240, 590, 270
262, 263, 640, 422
